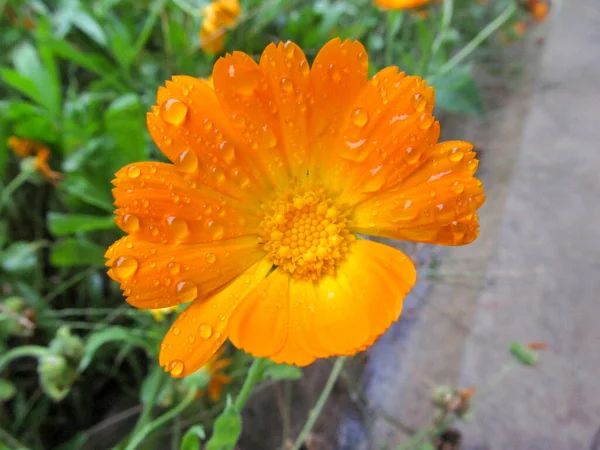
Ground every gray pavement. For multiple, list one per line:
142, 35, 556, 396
367, 1, 600, 448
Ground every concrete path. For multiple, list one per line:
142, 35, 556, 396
367, 1, 600, 449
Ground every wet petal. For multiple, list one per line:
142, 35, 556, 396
105, 235, 264, 309
159, 258, 272, 378
228, 268, 290, 358
112, 162, 260, 244
350, 141, 485, 244
308, 38, 369, 185
213, 52, 290, 187
147, 75, 269, 201
272, 240, 416, 364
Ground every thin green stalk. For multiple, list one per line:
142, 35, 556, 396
438, 1, 518, 75
432, 0, 455, 55
291, 357, 346, 450
385, 10, 405, 67
0, 346, 47, 372
131, 369, 167, 436
124, 388, 197, 450
0, 170, 31, 212
0, 426, 28, 450
44, 267, 97, 302
130, 0, 167, 66
234, 358, 268, 411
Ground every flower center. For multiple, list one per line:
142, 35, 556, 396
258, 188, 355, 280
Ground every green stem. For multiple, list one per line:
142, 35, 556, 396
432, 0, 455, 55
291, 357, 346, 450
0, 346, 48, 372
0, 169, 32, 212
385, 10, 404, 67
124, 388, 197, 450
437, 1, 518, 75
130, 0, 167, 67
234, 358, 268, 411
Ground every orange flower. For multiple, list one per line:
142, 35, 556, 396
513, 21, 527, 36
200, 0, 241, 53
105, 38, 485, 377
7, 137, 62, 183
374, 0, 432, 9
197, 346, 232, 401
528, 0, 549, 22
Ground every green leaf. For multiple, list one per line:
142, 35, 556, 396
11, 42, 61, 115
48, 212, 116, 236
79, 326, 154, 371
50, 238, 105, 267
509, 342, 539, 366
263, 363, 303, 381
0, 379, 17, 401
105, 93, 147, 167
0, 68, 42, 107
205, 397, 242, 450
180, 425, 207, 450
429, 65, 482, 115
1, 241, 40, 274
0, 220, 8, 249
61, 174, 114, 211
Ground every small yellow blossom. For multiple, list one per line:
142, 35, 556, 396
150, 305, 179, 322
200, 0, 241, 53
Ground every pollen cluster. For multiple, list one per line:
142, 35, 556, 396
258, 188, 355, 280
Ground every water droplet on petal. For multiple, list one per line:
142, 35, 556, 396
283, 41, 295, 58
231, 167, 250, 188
418, 113, 435, 130
228, 64, 258, 95
352, 108, 369, 127
173, 327, 181, 335
128, 165, 141, 178
169, 360, 184, 376
261, 127, 277, 148
219, 141, 235, 164
112, 256, 139, 279
199, 324, 213, 339
411, 93, 427, 112
161, 99, 188, 125
280, 77, 294, 93
167, 262, 181, 274
403, 147, 421, 164
122, 214, 140, 232
206, 252, 216, 264
299, 60, 310, 77
167, 216, 188, 238
451, 181, 464, 194
177, 149, 198, 173
448, 147, 465, 162
176, 281, 198, 302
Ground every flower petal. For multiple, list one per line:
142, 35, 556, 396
272, 240, 416, 365
147, 75, 269, 201
112, 162, 260, 244
105, 235, 264, 309
213, 51, 291, 187
259, 41, 311, 178
228, 268, 290, 358
308, 38, 369, 184
350, 141, 485, 244
159, 258, 272, 378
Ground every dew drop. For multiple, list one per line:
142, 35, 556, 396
177, 149, 198, 173
283, 41, 295, 58
167, 262, 181, 274
169, 360, 184, 376
448, 147, 465, 162
122, 214, 140, 232
231, 167, 250, 188
228, 64, 258, 95
211, 166, 226, 184
160, 99, 188, 125
280, 77, 294, 93
352, 108, 369, 127
411, 93, 427, 112
418, 113, 435, 130
176, 281, 198, 302
205, 252, 216, 264
167, 216, 189, 238
403, 147, 421, 164
112, 256, 139, 279
189, 336, 196, 343
219, 141, 235, 164
199, 324, 213, 339
261, 127, 278, 148
299, 60, 310, 77
173, 327, 181, 335
127, 165, 141, 178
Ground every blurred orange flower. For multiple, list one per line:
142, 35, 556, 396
513, 21, 527, 36
7, 137, 62, 183
374, 0, 432, 9
200, 0, 241, 53
105, 38, 485, 377
528, 0, 549, 22
198, 346, 232, 401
